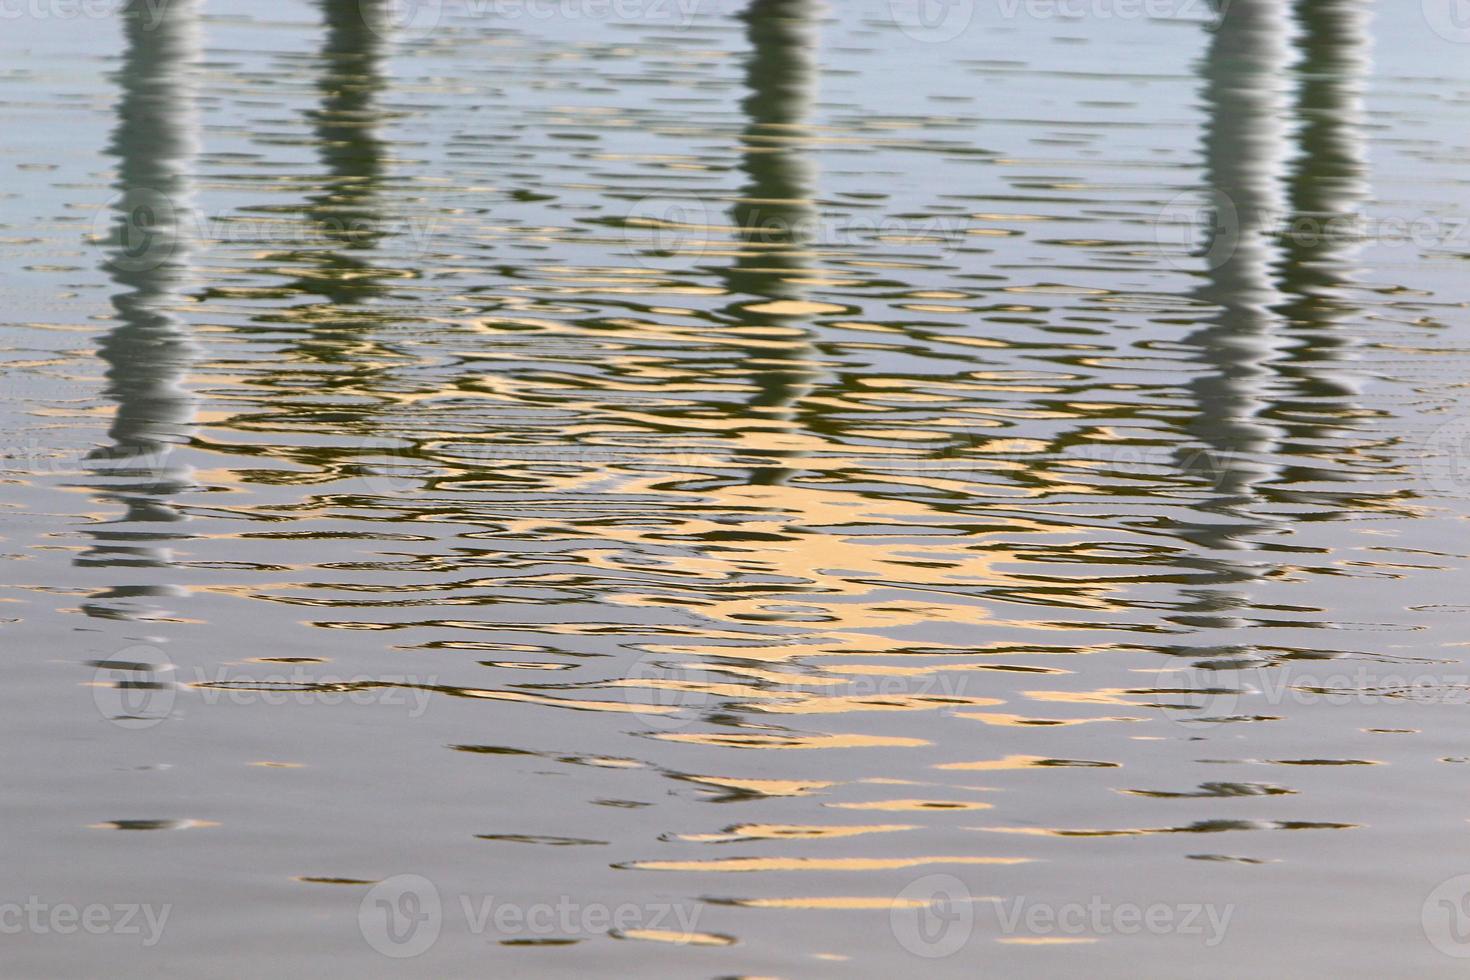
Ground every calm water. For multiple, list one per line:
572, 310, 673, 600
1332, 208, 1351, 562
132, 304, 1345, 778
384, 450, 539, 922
6, 0, 1470, 975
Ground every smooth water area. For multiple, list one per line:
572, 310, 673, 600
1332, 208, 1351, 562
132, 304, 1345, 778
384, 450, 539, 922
5, 0, 1470, 975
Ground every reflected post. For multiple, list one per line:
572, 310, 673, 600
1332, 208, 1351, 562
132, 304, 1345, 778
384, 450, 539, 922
723, 0, 821, 486
81, 0, 202, 616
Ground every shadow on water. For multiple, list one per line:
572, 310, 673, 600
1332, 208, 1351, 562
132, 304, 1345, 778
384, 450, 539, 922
79, 0, 202, 621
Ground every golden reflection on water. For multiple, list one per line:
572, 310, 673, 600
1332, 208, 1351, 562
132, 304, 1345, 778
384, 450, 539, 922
6, 0, 1466, 972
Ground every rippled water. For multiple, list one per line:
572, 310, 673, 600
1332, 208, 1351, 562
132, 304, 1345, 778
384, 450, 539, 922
7, 0, 1470, 975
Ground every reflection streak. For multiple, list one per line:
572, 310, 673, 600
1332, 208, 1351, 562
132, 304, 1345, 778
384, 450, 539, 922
80, 0, 202, 621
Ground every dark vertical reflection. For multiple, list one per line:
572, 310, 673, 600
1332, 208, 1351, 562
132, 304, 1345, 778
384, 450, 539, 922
1167, 0, 1372, 650
721, 0, 820, 486
1272, 0, 1371, 419
268, 0, 394, 338
1162, 0, 1292, 649
80, 0, 202, 619
1179, 0, 1291, 542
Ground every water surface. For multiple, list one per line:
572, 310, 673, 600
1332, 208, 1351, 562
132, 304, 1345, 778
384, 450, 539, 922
5, 0, 1470, 975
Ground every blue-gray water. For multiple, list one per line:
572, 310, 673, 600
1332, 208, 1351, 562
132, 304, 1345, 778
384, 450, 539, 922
6, 0, 1470, 975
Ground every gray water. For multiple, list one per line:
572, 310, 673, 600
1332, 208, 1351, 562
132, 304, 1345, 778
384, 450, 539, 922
6, 0, 1470, 975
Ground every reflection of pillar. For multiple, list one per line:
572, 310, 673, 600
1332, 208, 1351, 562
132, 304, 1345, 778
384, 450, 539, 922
723, 0, 820, 486
1169, 0, 1372, 645
289, 0, 389, 311
1163, 0, 1294, 637
1274, 0, 1371, 407
1182, 0, 1293, 522
253, 0, 392, 395
80, 0, 201, 608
